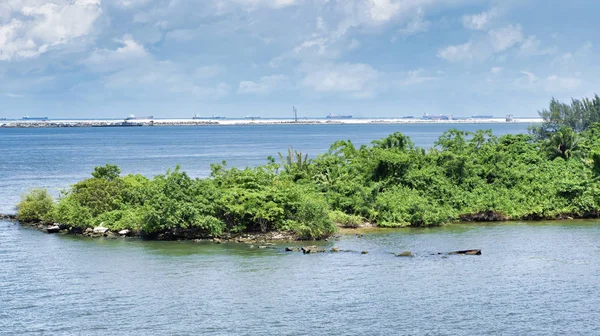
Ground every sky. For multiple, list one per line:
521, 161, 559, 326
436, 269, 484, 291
0, 0, 598, 118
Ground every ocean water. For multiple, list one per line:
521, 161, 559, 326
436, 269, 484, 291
4, 123, 599, 335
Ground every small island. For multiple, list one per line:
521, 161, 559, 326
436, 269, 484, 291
11, 96, 600, 241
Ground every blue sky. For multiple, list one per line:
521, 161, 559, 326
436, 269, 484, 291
0, 0, 598, 118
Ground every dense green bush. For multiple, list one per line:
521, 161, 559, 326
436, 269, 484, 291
17, 189, 55, 222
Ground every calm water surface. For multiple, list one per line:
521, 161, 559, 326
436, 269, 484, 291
1, 221, 599, 335
3, 123, 599, 335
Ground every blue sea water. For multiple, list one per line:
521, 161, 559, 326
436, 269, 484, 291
3, 123, 599, 335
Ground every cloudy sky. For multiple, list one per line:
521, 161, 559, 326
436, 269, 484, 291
0, 0, 598, 118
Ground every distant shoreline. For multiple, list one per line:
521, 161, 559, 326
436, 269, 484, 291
0, 118, 542, 128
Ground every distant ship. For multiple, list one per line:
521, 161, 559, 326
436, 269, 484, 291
125, 115, 153, 120
326, 113, 352, 119
505, 114, 514, 122
401, 116, 415, 119
22, 115, 49, 120
245, 116, 261, 120
471, 115, 494, 119
422, 113, 449, 120
193, 114, 225, 120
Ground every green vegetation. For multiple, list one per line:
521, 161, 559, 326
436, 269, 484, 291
16, 188, 54, 222
16, 96, 600, 240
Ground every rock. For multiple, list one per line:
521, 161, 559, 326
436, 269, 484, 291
258, 245, 267, 249
93, 226, 109, 234
250, 245, 255, 248
105, 232, 119, 239
448, 249, 481, 255
361, 250, 368, 254
271, 233, 285, 240
118, 229, 131, 236
330, 246, 340, 252
213, 238, 222, 244
85, 228, 93, 234
46, 225, 60, 233
302, 246, 326, 254
396, 251, 413, 257
285, 247, 300, 252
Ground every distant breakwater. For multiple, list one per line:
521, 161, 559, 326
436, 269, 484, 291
0, 118, 540, 128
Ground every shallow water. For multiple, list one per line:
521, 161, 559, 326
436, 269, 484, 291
1, 220, 599, 335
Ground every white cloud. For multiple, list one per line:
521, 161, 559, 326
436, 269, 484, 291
237, 75, 289, 95
545, 75, 581, 92
0, 0, 101, 61
114, 0, 152, 9
193, 65, 222, 79
519, 36, 554, 56
438, 42, 473, 62
398, 68, 439, 86
462, 8, 498, 30
396, 8, 430, 38
81, 35, 230, 100
488, 24, 523, 52
84, 35, 148, 72
301, 62, 380, 98
521, 71, 537, 84
293, 37, 329, 55
367, 0, 401, 23
348, 39, 360, 50
439, 24, 525, 62
490, 67, 503, 74
215, 0, 298, 11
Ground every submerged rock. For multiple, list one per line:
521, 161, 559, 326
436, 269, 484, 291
396, 251, 413, 257
46, 225, 60, 233
361, 250, 368, 254
285, 247, 300, 252
448, 249, 481, 255
330, 246, 340, 252
302, 246, 326, 254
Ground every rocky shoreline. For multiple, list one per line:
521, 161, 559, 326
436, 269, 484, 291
3, 218, 485, 257
11, 219, 304, 243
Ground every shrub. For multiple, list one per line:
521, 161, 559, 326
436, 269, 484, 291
328, 210, 363, 228
375, 186, 456, 227
291, 194, 336, 239
17, 189, 55, 222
